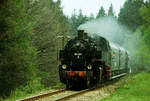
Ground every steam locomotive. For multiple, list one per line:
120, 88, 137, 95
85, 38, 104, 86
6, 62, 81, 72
58, 30, 129, 88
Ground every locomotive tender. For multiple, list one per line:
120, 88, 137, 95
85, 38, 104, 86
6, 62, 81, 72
58, 30, 129, 88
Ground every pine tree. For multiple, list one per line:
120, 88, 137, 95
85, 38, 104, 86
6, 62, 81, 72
0, 0, 37, 96
129, 1, 150, 71
33, 0, 72, 87
140, 1, 150, 47
96, 6, 106, 18
69, 11, 78, 36
138, 1, 150, 69
89, 13, 95, 20
108, 4, 114, 16
78, 10, 89, 25
69, 9, 89, 36
118, 0, 144, 31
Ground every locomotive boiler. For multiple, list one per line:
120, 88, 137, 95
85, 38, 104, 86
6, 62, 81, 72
58, 30, 129, 88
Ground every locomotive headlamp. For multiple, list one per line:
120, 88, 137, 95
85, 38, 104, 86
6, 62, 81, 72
87, 65, 92, 70
62, 64, 67, 69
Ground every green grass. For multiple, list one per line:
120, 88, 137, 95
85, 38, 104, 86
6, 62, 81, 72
51, 82, 65, 89
2, 80, 65, 101
101, 72, 150, 101
2, 78, 44, 101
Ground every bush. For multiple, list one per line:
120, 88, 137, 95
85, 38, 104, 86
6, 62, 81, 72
3, 78, 44, 101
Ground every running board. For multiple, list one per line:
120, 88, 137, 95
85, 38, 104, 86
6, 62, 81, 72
110, 73, 127, 80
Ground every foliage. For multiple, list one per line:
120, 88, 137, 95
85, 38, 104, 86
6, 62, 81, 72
101, 72, 150, 101
118, 0, 144, 31
96, 6, 106, 18
1, 0, 150, 99
137, 1, 150, 71
118, 0, 150, 72
52, 82, 65, 89
108, 3, 115, 16
3, 78, 44, 101
89, 13, 95, 20
32, 0, 72, 87
0, 0, 38, 97
140, 1, 150, 48
68, 10, 89, 36
129, 1, 150, 72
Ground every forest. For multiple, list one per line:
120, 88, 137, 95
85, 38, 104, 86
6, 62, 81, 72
0, 0, 150, 100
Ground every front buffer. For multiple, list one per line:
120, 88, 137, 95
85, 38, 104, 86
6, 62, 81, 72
59, 70, 93, 89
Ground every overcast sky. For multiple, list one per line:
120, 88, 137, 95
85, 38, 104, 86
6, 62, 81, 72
59, 0, 126, 17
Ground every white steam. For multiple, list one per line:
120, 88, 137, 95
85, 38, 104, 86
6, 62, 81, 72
78, 16, 144, 72
78, 16, 132, 46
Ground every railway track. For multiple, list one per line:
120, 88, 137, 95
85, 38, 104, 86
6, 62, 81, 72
55, 88, 93, 101
17, 89, 66, 101
17, 85, 102, 101
55, 79, 121, 101
17, 74, 125, 101
17, 83, 108, 101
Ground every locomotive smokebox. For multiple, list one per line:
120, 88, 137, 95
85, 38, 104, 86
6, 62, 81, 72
78, 30, 88, 39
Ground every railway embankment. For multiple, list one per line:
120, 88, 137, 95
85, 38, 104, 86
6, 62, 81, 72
100, 72, 150, 101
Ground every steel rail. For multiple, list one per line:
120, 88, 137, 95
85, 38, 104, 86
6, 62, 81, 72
17, 89, 66, 101
55, 84, 106, 101
55, 88, 91, 101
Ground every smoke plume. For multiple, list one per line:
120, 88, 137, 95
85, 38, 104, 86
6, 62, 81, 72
78, 16, 143, 72
78, 16, 132, 46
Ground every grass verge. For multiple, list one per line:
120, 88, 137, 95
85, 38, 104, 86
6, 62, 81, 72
101, 72, 150, 101
2, 80, 65, 101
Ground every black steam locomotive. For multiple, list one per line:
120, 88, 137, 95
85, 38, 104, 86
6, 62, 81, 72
58, 30, 129, 88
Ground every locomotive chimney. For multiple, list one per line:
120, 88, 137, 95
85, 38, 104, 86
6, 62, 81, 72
78, 30, 84, 39
78, 30, 88, 39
